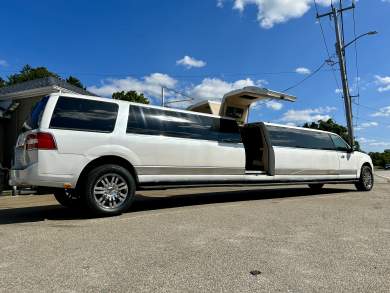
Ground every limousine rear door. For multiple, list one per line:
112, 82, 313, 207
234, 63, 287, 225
219, 87, 296, 124
265, 125, 340, 178
125, 105, 245, 177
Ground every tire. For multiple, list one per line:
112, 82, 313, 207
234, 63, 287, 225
54, 189, 81, 208
308, 183, 324, 190
84, 164, 136, 216
355, 165, 374, 192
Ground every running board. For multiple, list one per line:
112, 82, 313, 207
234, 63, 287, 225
138, 179, 359, 190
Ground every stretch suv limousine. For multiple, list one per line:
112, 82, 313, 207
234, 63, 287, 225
10, 93, 374, 215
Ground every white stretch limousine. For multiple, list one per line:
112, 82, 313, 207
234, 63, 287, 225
10, 91, 374, 215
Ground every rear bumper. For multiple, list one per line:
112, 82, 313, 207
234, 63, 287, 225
9, 163, 76, 188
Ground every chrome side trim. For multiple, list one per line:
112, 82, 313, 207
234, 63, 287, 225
275, 169, 356, 176
136, 166, 245, 176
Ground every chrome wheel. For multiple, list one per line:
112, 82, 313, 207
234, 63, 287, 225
93, 173, 129, 209
362, 168, 373, 190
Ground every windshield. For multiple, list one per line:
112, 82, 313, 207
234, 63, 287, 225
23, 96, 50, 131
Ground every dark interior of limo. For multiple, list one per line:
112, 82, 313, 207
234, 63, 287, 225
240, 124, 268, 172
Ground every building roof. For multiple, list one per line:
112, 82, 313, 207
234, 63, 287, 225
0, 76, 95, 100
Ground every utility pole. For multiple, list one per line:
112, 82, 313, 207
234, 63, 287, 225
161, 86, 165, 107
317, 1, 355, 148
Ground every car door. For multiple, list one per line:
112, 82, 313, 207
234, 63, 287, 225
124, 105, 245, 176
266, 125, 340, 177
330, 134, 358, 178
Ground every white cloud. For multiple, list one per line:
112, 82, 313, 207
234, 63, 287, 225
280, 106, 337, 123
0, 59, 7, 67
361, 122, 378, 128
358, 137, 390, 147
189, 77, 265, 100
374, 75, 390, 92
295, 67, 311, 75
266, 100, 283, 110
88, 73, 178, 98
176, 56, 206, 69
372, 106, 390, 117
88, 74, 271, 108
217, 0, 224, 7
356, 122, 379, 131
225, 0, 331, 29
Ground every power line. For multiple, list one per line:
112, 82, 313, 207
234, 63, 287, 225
0, 68, 339, 81
352, 1, 361, 127
313, 0, 341, 90
282, 60, 327, 92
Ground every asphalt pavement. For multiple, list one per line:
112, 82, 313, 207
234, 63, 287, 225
0, 182, 389, 292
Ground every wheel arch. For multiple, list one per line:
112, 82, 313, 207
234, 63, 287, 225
76, 155, 139, 190
358, 161, 373, 178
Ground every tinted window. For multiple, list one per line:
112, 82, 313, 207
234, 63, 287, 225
24, 96, 49, 130
127, 106, 241, 143
219, 118, 241, 143
50, 97, 118, 133
331, 134, 350, 151
267, 126, 335, 150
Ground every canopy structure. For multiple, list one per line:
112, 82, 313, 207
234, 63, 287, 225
187, 86, 297, 123
219, 87, 296, 123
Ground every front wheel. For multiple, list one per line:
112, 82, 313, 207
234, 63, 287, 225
355, 165, 374, 191
84, 164, 136, 216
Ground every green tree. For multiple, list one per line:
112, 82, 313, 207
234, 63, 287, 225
0, 77, 5, 88
112, 90, 149, 104
66, 75, 85, 89
6, 65, 59, 85
303, 118, 361, 151
369, 151, 390, 167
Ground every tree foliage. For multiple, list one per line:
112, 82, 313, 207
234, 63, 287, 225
0, 77, 5, 88
0, 65, 85, 89
7, 65, 59, 85
112, 90, 149, 104
302, 118, 361, 151
66, 76, 85, 89
369, 151, 390, 167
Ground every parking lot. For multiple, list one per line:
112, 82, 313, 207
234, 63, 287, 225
1, 178, 389, 292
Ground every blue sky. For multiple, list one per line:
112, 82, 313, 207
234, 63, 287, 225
1, 0, 389, 151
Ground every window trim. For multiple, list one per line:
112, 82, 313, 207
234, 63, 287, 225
126, 105, 241, 143
266, 126, 336, 151
49, 96, 119, 134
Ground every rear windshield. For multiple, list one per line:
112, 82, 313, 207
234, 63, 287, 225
50, 96, 119, 133
24, 96, 50, 130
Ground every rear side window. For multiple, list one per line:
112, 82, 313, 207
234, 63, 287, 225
127, 105, 240, 143
267, 126, 335, 150
50, 97, 118, 133
24, 96, 49, 130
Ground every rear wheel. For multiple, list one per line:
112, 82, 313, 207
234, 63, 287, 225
355, 165, 374, 191
84, 164, 136, 216
54, 189, 81, 208
308, 184, 324, 190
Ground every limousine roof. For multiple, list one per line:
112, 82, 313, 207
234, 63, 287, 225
48, 92, 233, 120
263, 122, 336, 136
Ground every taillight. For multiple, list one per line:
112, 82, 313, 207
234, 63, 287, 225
25, 132, 57, 150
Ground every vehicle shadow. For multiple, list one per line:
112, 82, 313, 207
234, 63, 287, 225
0, 186, 353, 225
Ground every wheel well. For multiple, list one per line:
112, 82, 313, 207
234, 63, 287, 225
362, 162, 372, 170
76, 156, 139, 190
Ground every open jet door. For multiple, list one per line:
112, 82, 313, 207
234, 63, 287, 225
219, 86, 296, 123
